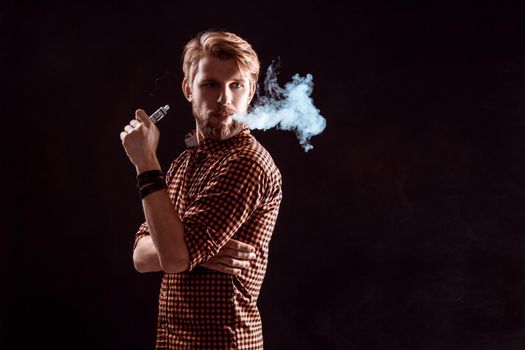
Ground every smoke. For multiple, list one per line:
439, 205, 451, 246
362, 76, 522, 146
233, 62, 327, 152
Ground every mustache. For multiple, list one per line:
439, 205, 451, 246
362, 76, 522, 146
214, 105, 237, 115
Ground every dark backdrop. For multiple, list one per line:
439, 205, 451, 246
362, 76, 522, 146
3, 1, 525, 349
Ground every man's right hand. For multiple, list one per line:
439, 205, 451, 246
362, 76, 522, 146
120, 109, 162, 174
201, 239, 257, 275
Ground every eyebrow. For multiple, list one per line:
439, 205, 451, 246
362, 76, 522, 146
200, 77, 248, 82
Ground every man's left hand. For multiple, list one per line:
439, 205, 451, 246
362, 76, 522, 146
201, 239, 257, 275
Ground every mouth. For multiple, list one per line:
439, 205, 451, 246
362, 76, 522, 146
211, 112, 231, 119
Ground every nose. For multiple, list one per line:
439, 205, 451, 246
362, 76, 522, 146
217, 85, 232, 106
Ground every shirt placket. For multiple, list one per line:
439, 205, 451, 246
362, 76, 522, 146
184, 149, 207, 197
159, 280, 168, 332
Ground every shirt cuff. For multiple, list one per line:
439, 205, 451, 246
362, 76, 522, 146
133, 222, 149, 250
183, 220, 221, 271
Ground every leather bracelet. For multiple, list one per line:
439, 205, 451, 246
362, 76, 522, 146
136, 170, 164, 190
137, 176, 165, 190
137, 169, 163, 182
139, 179, 167, 199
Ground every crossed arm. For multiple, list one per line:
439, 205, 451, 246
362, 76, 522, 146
122, 109, 256, 275
133, 235, 256, 274
133, 180, 256, 274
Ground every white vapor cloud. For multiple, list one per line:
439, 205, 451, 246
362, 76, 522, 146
233, 63, 327, 152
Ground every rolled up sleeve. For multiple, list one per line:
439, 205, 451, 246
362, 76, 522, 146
133, 222, 149, 250
181, 155, 267, 271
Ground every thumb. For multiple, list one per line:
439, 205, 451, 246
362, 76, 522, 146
135, 109, 152, 126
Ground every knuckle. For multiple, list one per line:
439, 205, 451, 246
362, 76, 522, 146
227, 267, 240, 275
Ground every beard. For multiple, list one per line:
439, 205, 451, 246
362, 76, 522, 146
193, 104, 245, 141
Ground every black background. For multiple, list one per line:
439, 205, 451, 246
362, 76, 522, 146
3, 1, 525, 349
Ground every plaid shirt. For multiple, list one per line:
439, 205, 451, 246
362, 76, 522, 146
134, 126, 282, 349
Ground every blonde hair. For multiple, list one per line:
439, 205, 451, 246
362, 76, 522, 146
182, 30, 260, 86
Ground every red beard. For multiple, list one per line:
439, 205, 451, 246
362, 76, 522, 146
194, 104, 245, 141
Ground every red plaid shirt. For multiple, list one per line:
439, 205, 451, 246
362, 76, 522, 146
134, 126, 282, 349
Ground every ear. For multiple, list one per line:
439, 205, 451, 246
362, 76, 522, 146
248, 79, 256, 104
182, 78, 192, 102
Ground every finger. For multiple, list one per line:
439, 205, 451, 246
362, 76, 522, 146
218, 247, 256, 260
201, 262, 213, 269
215, 256, 251, 269
221, 266, 242, 275
129, 119, 141, 128
135, 109, 152, 126
120, 131, 127, 142
214, 262, 243, 275
124, 125, 134, 133
224, 239, 256, 252
201, 261, 242, 275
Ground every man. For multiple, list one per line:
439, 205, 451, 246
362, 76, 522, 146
120, 30, 282, 349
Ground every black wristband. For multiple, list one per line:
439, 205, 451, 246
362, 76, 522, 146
139, 180, 167, 199
137, 170, 163, 182
136, 170, 164, 190
137, 176, 165, 190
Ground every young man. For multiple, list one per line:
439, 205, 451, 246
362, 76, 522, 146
120, 31, 282, 349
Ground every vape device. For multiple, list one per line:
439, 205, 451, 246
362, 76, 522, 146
149, 105, 170, 124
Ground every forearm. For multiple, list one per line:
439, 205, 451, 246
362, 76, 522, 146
133, 235, 162, 273
141, 185, 190, 273
121, 111, 189, 273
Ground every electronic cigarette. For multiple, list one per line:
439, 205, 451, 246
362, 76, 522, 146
149, 105, 170, 124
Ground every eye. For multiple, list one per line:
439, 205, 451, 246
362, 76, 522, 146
202, 82, 217, 88
231, 82, 243, 89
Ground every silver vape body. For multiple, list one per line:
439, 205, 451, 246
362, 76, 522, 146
149, 105, 170, 124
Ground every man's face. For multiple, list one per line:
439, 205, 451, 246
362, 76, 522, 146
183, 53, 255, 141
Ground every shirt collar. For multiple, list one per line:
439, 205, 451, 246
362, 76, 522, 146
184, 125, 251, 153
